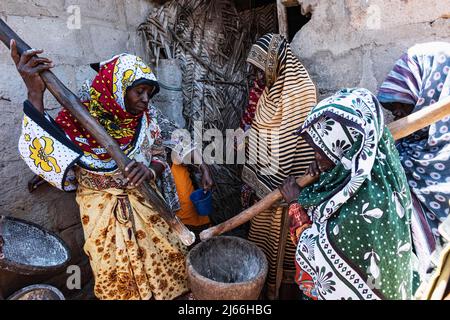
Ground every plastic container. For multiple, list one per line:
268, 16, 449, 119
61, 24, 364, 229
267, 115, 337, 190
189, 189, 213, 216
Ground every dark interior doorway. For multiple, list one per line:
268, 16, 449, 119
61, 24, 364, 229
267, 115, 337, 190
286, 5, 311, 41
234, 0, 274, 11
234, 1, 311, 41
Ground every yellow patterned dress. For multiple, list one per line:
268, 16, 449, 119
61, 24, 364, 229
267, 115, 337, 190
75, 169, 187, 300
17, 54, 193, 300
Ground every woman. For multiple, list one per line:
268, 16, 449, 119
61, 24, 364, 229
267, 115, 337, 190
10, 41, 209, 300
377, 42, 450, 298
242, 33, 317, 299
279, 88, 418, 300
154, 107, 212, 235
27, 80, 214, 232
377, 42, 450, 272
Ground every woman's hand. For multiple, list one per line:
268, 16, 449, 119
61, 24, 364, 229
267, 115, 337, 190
124, 160, 155, 187
10, 39, 54, 112
199, 164, 214, 192
305, 159, 321, 177
279, 176, 301, 204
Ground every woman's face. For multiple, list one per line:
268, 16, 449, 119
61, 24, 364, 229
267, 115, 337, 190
315, 150, 335, 172
124, 84, 155, 115
381, 102, 414, 121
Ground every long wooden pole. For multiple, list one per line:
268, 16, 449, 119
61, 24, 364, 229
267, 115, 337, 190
0, 19, 195, 246
388, 96, 450, 141
200, 96, 450, 240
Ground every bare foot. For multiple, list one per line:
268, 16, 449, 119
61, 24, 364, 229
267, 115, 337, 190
174, 292, 195, 300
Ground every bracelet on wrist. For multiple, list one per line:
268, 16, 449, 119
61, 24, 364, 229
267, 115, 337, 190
148, 167, 156, 182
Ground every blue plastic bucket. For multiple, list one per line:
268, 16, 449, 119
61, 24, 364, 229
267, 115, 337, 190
189, 189, 213, 216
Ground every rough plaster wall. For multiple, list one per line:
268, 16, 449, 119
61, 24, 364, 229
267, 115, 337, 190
291, 0, 450, 102
0, 0, 155, 298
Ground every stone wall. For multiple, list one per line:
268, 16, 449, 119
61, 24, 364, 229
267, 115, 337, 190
0, 0, 156, 299
1, 0, 449, 300
291, 0, 450, 100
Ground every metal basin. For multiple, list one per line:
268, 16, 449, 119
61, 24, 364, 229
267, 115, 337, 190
0, 216, 71, 298
7, 284, 65, 300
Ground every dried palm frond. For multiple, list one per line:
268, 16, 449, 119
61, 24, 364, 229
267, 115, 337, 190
139, 1, 277, 228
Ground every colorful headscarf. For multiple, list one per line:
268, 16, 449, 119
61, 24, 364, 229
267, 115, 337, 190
294, 88, 417, 300
242, 33, 317, 197
378, 42, 450, 242
298, 88, 385, 222
55, 54, 159, 166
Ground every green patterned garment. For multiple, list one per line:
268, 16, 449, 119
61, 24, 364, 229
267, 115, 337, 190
295, 88, 418, 300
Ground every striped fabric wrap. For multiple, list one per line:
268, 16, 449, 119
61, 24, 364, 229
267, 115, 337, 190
243, 33, 317, 198
243, 34, 317, 299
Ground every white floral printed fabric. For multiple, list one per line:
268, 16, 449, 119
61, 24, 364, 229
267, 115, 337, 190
295, 88, 419, 300
18, 102, 82, 191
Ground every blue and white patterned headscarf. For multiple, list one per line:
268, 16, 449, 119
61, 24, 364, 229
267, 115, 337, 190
378, 42, 450, 240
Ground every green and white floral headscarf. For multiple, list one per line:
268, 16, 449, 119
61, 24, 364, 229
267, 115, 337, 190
298, 87, 385, 223
295, 88, 418, 300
